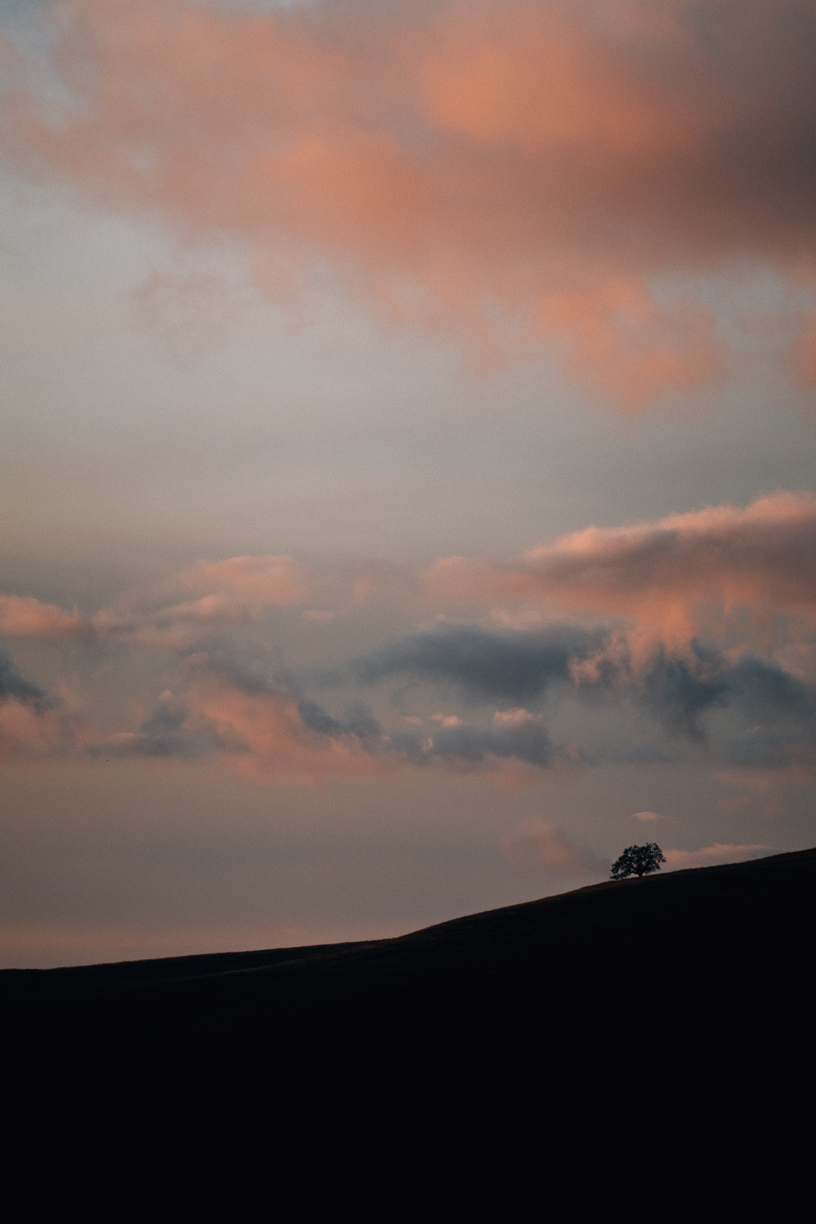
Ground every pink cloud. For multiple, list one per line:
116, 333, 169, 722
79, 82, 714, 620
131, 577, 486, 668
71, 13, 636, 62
714, 763, 812, 817
4, 0, 816, 408
172, 555, 309, 611
499, 818, 605, 875
0, 697, 85, 760
0, 555, 309, 647
424, 491, 816, 649
183, 676, 388, 786
663, 843, 770, 870
101, 555, 310, 647
0, 595, 89, 638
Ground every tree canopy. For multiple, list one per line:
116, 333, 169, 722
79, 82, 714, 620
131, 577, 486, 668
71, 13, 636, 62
610, 844, 666, 880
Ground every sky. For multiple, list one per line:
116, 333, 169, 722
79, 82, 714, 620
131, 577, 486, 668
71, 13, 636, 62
1, 0, 815, 967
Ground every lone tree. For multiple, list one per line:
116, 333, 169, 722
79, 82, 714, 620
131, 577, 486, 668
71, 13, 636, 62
610, 844, 666, 880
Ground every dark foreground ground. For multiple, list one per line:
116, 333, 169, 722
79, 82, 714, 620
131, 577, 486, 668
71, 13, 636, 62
3, 849, 814, 1215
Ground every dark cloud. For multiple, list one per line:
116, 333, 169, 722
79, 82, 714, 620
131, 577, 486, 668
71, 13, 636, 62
633, 644, 732, 738
39, 609, 816, 776
0, 649, 80, 759
710, 659, 816, 768
341, 623, 605, 705
390, 711, 561, 769
725, 655, 816, 725
326, 622, 816, 767
423, 714, 559, 769
300, 692, 562, 769
75, 631, 816, 777
0, 648, 51, 711
91, 693, 214, 759
298, 698, 382, 741
633, 648, 816, 745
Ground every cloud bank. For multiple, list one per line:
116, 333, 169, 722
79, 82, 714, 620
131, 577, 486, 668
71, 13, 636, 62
4, 0, 816, 407
1, 494, 814, 782
425, 491, 816, 648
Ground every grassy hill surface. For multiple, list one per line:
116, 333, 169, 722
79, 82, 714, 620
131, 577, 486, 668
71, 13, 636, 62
3, 849, 814, 1214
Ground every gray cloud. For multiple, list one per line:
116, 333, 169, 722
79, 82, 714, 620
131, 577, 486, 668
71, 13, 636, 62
299, 696, 562, 770
632, 649, 816, 756
299, 698, 382, 741
64, 620, 816, 777
323, 623, 816, 769
391, 713, 562, 770
0, 648, 52, 711
337, 622, 815, 725
339, 623, 606, 705
91, 693, 215, 760
629, 645, 733, 738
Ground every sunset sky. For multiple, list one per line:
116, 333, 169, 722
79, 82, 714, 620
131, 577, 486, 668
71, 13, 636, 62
2, 0, 815, 967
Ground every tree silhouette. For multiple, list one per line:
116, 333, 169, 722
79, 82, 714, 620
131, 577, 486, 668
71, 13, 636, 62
610, 844, 666, 879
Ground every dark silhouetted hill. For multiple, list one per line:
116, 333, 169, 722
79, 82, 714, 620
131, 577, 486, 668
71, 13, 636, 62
3, 849, 814, 1215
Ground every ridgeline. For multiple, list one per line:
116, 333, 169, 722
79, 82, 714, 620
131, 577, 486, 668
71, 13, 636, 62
3, 849, 814, 1213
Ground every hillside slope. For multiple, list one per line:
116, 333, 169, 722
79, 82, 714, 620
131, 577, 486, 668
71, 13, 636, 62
3, 849, 814, 1213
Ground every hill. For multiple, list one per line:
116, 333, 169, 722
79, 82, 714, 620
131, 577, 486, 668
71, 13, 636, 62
3, 848, 814, 1214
